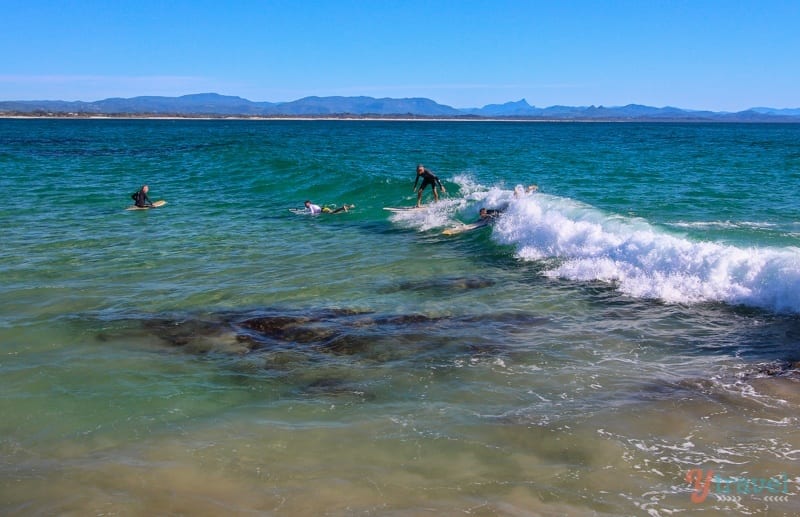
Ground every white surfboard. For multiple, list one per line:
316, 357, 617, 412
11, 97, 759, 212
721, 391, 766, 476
442, 218, 490, 235
383, 206, 424, 213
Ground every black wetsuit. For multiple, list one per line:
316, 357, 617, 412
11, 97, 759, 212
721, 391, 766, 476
131, 189, 152, 207
479, 209, 503, 221
414, 168, 442, 191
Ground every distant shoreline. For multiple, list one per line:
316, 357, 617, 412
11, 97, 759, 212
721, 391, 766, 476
0, 114, 586, 122
3, 93, 798, 122
2, 113, 798, 123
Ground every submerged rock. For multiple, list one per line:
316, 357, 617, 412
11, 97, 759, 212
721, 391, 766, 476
748, 360, 800, 379
379, 276, 496, 294
239, 315, 339, 345
106, 306, 550, 369
105, 316, 260, 355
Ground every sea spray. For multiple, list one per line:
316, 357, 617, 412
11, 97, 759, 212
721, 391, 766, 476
490, 190, 800, 313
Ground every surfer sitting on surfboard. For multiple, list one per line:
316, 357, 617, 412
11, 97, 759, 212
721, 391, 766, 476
413, 164, 445, 207
131, 185, 153, 208
304, 200, 353, 214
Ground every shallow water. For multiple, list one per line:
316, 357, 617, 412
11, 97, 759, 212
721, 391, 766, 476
1, 119, 799, 515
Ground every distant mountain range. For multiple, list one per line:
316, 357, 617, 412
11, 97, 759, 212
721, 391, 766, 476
2, 92, 799, 122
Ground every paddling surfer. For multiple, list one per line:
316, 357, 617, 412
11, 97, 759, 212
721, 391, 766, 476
131, 185, 153, 208
413, 164, 445, 207
304, 200, 353, 214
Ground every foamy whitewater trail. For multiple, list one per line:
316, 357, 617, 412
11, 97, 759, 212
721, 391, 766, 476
417, 177, 800, 314
491, 191, 800, 313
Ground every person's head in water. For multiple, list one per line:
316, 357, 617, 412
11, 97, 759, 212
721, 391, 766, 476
416, 164, 424, 175
141, 185, 149, 194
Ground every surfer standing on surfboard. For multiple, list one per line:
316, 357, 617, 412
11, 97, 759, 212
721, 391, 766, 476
413, 164, 445, 207
131, 185, 153, 208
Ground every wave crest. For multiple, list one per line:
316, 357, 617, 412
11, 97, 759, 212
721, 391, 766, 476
492, 192, 800, 312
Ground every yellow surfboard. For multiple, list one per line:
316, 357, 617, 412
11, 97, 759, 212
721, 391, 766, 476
126, 200, 167, 210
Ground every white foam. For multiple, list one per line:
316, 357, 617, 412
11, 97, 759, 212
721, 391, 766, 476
387, 197, 464, 231
668, 221, 780, 230
389, 176, 519, 230
490, 192, 800, 312
440, 178, 800, 314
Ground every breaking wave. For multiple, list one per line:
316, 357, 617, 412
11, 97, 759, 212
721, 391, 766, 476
423, 177, 800, 314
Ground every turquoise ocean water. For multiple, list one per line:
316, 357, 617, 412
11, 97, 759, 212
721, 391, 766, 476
1, 119, 800, 515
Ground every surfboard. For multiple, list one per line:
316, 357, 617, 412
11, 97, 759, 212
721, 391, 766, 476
442, 218, 490, 235
126, 200, 167, 210
290, 204, 354, 215
383, 206, 424, 213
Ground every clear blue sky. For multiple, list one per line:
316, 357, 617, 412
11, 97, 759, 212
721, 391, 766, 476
2, 0, 798, 111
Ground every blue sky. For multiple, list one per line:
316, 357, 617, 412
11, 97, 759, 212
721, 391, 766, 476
2, 0, 798, 110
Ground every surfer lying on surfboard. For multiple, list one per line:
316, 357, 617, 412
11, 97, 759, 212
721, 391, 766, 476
303, 200, 354, 214
441, 207, 503, 235
479, 208, 502, 220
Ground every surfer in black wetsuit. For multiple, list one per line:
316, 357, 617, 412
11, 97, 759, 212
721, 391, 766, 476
131, 185, 153, 207
413, 164, 445, 207
479, 208, 502, 220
